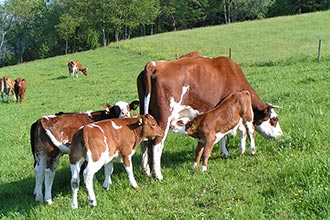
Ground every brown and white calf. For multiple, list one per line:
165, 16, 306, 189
184, 90, 255, 172
14, 77, 27, 103
0, 76, 16, 103
30, 100, 139, 205
70, 114, 163, 208
68, 60, 88, 79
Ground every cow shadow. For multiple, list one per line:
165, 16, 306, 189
52, 75, 68, 80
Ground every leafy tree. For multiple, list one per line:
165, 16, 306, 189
55, 13, 78, 54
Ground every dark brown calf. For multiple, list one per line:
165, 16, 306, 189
14, 78, 27, 103
70, 114, 163, 208
185, 90, 255, 172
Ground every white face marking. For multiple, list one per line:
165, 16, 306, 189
111, 121, 122, 129
115, 101, 130, 118
255, 109, 283, 138
151, 61, 156, 66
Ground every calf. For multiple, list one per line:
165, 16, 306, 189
184, 90, 255, 172
68, 60, 88, 79
14, 78, 27, 103
0, 76, 16, 103
31, 100, 139, 205
70, 114, 163, 208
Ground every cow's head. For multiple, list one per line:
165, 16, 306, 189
81, 68, 88, 76
254, 104, 283, 139
103, 100, 140, 118
138, 114, 164, 140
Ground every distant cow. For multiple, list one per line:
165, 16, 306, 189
68, 60, 88, 79
137, 52, 282, 180
14, 78, 27, 104
31, 100, 139, 205
0, 76, 16, 103
70, 114, 163, 208
183, 90, 255, 172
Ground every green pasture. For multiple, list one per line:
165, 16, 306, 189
0, 11, 330, 219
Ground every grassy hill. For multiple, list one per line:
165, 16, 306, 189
0, 11, 330, 219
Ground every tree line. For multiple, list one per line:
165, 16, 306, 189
1, 0, 329, 67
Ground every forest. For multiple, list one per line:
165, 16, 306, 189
1, 0, 329, 66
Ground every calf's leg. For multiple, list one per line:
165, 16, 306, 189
102, 162, 114, 190
201, 137, 216, 172
34, 153, 47, 203
123, 154, 139, 189
192, 141, 204, 170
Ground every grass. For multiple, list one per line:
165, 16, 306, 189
1, 11, 330, 219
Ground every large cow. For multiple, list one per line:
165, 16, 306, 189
30, 100, 139, 205
68, 60, 88, 79
0, 76, 16, 103
70, 114, 164, 208
137, 52, 283, 180
14, 77, 27, 104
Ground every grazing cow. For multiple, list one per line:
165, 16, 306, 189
31, 100, 139, 205
14, 78, 27, 104
137, 52, 283, 180
0, 76, 16, 103
67, 60, 88, 79
183, 90, 255, 172
70, 114, 163, 208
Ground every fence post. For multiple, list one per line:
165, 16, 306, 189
229, 48, 232, 59
317, 40, 322, 62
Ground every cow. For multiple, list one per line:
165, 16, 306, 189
30, 100, 139, 205
67, 60, 88, 79
14, 78, 27, 104
137, 52, 283, 180
0, 76, 16, 103
182, 90, 255, 172
70, 114, 164, 208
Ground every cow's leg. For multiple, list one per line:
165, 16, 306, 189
246, 121, 256, 155
220, 136, 231, 158
123, 155, 139, 189
102, 162, 114, 190
201, 137, 216, 172
140, 140, 152, 177
70, 159, 84, 209
84, 161, 103, 207
44, 153, 62, 205
192, 141, 204, 170
238, 122, 247, 155
34, 153, 47, 203
152, 140, 165, 180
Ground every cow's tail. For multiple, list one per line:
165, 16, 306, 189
142, 61, 157, 114
30, 120, 38, 168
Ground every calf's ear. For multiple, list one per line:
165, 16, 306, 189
129, 100, 140, 111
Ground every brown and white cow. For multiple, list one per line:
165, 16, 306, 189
0, 76, 16, 103
30, 100, 139, 205
68, 60, 88, 79
137, 52, 283, 180
70, 114, 163, 208
14, 77, 27, 104
183, 90, 255, 172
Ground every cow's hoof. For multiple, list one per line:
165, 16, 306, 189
45, 199, 53, 205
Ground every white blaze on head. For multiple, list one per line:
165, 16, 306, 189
255, 108, 283, 138
115, 101, 130, 118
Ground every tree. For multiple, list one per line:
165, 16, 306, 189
56, 13, 78, 54
0, 2, 14, 65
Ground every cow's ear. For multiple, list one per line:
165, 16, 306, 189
103, 103, 111, 112
129, 100, 140, 111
